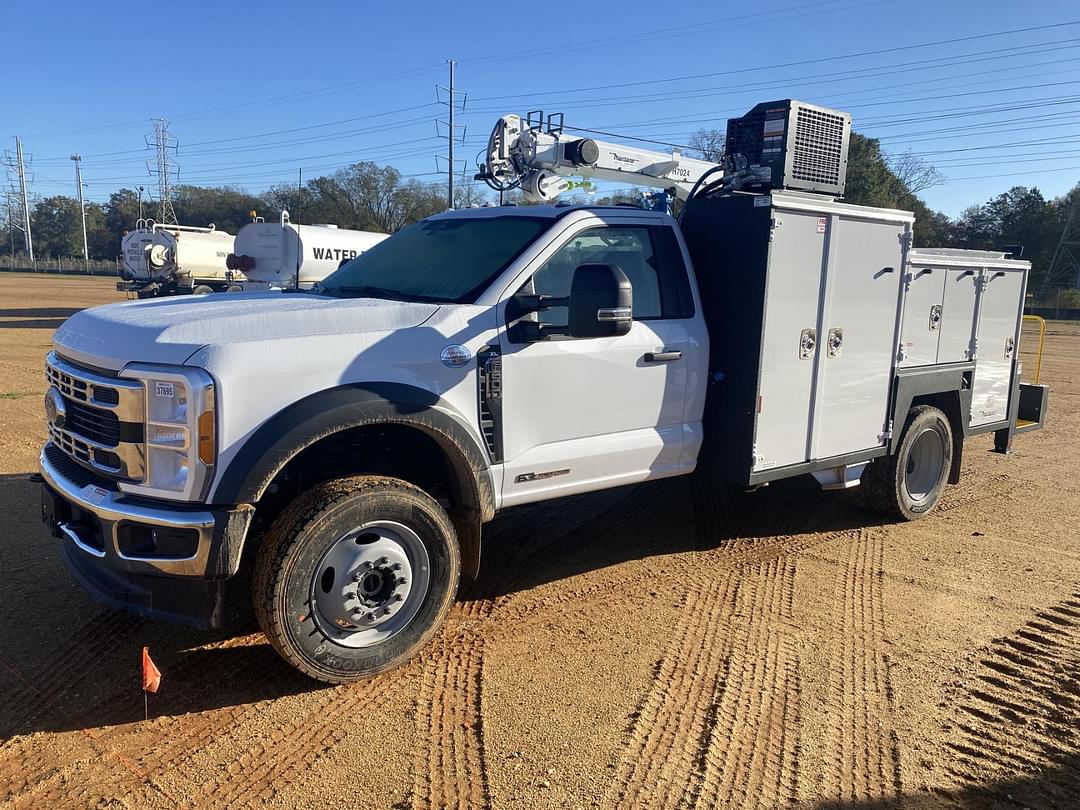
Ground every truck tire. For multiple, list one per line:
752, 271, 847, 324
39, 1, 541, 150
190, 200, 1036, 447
863, 405, 953, 520
253, 475, 460, 684
193, 284, 214, 295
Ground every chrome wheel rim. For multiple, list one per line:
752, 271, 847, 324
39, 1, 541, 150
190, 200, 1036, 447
904, 428, 945, 502
310, 520, 430, 649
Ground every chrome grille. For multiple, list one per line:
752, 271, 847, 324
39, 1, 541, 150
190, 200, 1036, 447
64, 399, 121, 447
45, 352, 145, 481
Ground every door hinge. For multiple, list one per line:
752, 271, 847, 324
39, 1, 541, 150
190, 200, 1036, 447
879, 419, 894, 442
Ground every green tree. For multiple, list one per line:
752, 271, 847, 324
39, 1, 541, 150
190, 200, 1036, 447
31, 196, 83, 257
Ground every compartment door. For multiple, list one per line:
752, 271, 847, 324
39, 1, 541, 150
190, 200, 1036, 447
970, 270, 1025, 427
937, 269, 979, 363
813, 216, 906, 459
898, 266, 946, 367
752, 210, 827, 472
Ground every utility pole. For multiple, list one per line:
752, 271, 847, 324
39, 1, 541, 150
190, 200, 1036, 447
146, 118, 179, 225
3, 136, 34, 260
436, 60, 467, 210
71, 154, 89, 267
138, 185, 145, 220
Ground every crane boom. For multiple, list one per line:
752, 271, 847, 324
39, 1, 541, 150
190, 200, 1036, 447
477, 113, 723, 204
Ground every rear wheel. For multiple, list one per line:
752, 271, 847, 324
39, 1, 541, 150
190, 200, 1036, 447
863, 405, 952, 520
192, 284, 214, 295
253, 476, 460, 684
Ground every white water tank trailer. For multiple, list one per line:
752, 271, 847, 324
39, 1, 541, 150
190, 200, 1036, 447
118, 221, 238, 296
227, 211, 389, 289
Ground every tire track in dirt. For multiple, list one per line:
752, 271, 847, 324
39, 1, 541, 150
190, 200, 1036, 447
938, 591, 1080, 809
602, 475, 811, 809
818, 527, 903, 807
409, 630, 490, 809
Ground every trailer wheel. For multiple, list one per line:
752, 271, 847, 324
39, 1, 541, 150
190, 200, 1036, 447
863, 405, 953, 520
253, 476, 460, 684
192, 284, 214, 295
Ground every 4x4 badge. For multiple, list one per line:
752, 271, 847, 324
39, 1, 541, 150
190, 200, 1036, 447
440, 345, 472, 368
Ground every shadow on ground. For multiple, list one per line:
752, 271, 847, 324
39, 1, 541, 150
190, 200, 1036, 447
0, 469, 883, 737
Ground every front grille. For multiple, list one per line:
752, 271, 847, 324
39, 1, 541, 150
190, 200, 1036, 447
65, 399, 121, 447
45, 353, 146, 482
43, 442, 116, 490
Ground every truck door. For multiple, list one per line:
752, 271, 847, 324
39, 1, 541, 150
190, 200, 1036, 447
497, 219, 705, 507
970, 269, 1026, 427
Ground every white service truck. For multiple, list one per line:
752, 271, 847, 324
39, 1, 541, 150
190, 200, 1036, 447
118, 221, 239, 297
226, 211, 389, 290
39, 100, 1048, 683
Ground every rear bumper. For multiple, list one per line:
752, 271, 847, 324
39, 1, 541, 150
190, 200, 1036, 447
40, 444, 253, 627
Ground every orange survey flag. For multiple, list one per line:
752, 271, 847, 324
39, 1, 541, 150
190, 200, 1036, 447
142, 646, 162, 694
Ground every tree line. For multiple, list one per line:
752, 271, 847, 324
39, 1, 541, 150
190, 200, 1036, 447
3, 137, 1077, 298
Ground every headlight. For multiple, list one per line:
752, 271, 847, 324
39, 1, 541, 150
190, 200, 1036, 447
118, 364, 216, 501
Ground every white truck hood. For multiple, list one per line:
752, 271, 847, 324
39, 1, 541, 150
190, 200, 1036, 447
53, 293, 440, 371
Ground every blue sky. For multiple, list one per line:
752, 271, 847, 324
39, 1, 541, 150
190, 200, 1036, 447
6, 0, 1080, 217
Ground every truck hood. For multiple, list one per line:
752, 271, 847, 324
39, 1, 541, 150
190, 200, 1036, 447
53, 293, 440, 370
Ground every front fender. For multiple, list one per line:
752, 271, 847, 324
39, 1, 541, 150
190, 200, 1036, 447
210, 382, 494, 577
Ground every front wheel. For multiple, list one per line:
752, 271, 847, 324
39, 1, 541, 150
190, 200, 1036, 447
863, 405, 953, 520
253, 476, 460, 684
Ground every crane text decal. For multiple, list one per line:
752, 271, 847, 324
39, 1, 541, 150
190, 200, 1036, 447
609, 151, 639, 166
311, 247, 359, 261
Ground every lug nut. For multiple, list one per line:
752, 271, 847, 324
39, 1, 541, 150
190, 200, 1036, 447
377, 557, 389, 566
392, 562, 402, 571
395, 593, 404, 602
397, 577, 407, 586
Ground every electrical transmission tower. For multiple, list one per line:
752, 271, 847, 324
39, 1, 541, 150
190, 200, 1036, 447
2, 136, 34, 260
436, 59, 467, 210
1041, 189, 1080, 297
145, 118, 179, 225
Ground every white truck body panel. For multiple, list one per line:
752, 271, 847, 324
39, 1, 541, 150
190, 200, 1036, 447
901, 248, 1030, 426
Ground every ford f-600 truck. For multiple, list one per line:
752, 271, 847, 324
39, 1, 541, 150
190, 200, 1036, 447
39, 101, 1048, 683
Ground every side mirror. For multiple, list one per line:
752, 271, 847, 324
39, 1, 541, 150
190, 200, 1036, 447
568, 263, 633, 338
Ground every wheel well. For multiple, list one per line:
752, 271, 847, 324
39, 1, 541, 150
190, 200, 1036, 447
241, 423, 481, 575
908, 391, 964, 484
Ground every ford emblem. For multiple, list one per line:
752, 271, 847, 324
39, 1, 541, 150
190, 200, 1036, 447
45, 387, 66, 429
440, 345, 472, 368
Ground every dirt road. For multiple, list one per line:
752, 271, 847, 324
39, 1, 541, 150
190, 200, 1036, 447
0, 274, 1077, 809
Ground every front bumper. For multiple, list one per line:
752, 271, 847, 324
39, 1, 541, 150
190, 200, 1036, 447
40, 444, 253, 627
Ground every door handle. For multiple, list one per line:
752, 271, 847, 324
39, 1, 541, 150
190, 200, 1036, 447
644, 350, 683, 363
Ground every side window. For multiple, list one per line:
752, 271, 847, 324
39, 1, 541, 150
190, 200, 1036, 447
522, 225, 693, 332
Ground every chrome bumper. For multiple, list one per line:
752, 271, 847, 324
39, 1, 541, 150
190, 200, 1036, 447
40, 444, 216, 577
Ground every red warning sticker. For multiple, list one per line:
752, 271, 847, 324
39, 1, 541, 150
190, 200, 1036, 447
817, 216, 827, 233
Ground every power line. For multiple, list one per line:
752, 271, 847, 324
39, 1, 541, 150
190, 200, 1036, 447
467, 20, 1080, 101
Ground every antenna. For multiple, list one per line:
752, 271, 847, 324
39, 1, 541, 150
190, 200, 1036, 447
146, 118, 179, 226
436, 59, 467, 210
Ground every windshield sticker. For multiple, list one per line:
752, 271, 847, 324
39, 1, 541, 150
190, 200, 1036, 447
155, 381, 175, 398
440, 345, 472, 368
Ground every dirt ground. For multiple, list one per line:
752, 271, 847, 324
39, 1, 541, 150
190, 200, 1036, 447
0, 273, 1077, 810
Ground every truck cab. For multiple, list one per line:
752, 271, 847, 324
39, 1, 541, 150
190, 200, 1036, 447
40, 204, 718, 683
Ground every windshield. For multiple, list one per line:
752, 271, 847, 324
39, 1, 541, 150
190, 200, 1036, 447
319, 216, 549, 303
